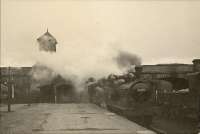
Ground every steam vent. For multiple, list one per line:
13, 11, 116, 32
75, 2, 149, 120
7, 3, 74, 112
37, 29, 57, 52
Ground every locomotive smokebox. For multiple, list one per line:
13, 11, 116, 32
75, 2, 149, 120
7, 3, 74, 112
192, 59, 200, 72
135, 65, 143, 78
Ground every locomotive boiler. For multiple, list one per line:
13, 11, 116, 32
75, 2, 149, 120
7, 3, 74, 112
87, 72, 163, 127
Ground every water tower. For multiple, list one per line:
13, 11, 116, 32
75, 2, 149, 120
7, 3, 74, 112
37, 29, 57, 52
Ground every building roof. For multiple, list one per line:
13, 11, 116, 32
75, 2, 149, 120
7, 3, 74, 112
141, 64, 193, 74
0, 67, 32, 76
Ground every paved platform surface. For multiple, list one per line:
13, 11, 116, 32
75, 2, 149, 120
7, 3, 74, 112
0, 103, 156, 134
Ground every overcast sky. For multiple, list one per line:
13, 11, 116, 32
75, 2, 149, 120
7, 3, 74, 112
1, 0, 200, 67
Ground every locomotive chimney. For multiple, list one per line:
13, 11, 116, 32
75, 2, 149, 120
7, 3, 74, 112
192, 59, 200, 72
135, 65, 143, 78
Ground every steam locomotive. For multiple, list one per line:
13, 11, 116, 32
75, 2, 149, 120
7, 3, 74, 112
87, 59, 200, 132
87, 74, 171, 127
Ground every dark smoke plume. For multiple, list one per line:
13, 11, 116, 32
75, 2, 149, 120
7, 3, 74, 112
114, 50, 142, 70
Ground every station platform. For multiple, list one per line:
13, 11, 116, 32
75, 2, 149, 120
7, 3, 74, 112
0, 103, 156, 134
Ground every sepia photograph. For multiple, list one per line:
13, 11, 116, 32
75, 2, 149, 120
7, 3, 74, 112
0, 0, 200, 134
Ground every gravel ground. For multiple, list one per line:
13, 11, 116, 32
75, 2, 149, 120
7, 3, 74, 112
0, 103, 155, 134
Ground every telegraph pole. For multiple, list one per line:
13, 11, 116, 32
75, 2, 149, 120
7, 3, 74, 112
7, 67, 12, 112
198, 95, 200, 133
54, 85, 57, 104
27, 77, 31, 106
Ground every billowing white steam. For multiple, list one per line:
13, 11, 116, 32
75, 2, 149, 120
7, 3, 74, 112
32, 41, 141, 92
31, 63, 58, 86
33, 42, 119, 91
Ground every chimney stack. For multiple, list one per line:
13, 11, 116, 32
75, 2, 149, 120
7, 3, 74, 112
192, 59, 200, 72
135, 65, 143, 78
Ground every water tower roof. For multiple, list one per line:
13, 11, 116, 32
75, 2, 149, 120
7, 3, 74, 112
37, 29, 57, 52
